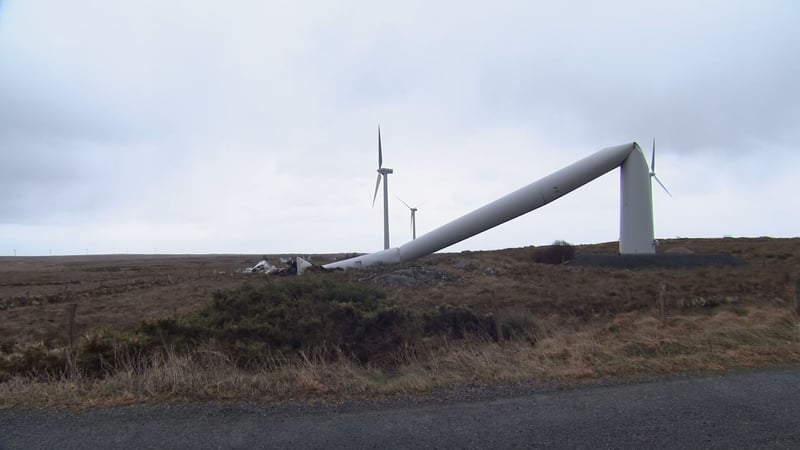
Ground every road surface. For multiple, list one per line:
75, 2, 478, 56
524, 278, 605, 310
2, 367, 799, 449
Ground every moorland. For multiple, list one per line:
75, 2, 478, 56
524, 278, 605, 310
1, 237, 798, 408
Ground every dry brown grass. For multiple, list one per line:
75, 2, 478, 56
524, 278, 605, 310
1, 303, 797, 409
1, 237, 799, 408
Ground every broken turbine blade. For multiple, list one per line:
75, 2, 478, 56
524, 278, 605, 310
296, 257, 313, 275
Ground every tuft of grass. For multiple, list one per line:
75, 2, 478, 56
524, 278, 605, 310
0, 342, 68, 381
422, 305, 494, 340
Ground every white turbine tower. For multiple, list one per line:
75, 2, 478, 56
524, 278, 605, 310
397, 197, 423, 240
372, 126, 393, 249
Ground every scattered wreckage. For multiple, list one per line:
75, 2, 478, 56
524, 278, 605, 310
238, 254, 460, 289
241, 256, 313, 276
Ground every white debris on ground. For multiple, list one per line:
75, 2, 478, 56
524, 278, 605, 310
296, 257, 312, 275
240, 257, 315, 276
242, 259, 278, 274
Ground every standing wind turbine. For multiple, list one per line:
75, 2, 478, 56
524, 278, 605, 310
649, 138, 671, 197
372, 126, 393, 249
648, 138, 671, 248
397, 197, 423, 240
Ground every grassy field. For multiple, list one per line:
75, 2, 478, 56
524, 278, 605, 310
1, 237, 798, 408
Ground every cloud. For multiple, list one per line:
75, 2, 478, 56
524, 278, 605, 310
468, 2, 800, 153
0, 1, 798, 255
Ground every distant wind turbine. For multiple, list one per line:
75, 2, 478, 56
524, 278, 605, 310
372, 125, 394, 249
397, 197, 423, 240
649, 138, 671, 197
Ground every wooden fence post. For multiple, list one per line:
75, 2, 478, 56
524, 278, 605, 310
65, 303, 78, 377
67, 303, 77, 348
492, 291, 504, 343
486, 290, 503, 343
659, 284, 667, 323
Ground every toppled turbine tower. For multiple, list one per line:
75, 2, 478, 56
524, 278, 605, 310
325, 142, 658, 270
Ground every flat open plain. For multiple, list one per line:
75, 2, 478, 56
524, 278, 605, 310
1, 237, 799, 408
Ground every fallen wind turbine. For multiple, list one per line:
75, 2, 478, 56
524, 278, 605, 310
372, 125, 393, 249
326, 142, 672, 270
397, 197, 423, 240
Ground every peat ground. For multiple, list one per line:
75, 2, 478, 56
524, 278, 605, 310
1, 237, 799, 407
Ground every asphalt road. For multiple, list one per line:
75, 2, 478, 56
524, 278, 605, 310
2, 367, 799, 449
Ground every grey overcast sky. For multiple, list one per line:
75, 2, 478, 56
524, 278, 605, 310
1, 1, 798, 256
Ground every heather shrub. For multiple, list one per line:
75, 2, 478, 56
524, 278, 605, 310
533, 240, 576, 264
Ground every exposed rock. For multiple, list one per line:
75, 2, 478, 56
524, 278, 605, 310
366, 267, 453, 288
483, 267, 499, 276
454, 259, 474, 270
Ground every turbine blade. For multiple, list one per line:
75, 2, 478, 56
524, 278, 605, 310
395, 195, 412, 210
651, 138, 656, 173
653, 175, 672, 197
377, 125, 383, 169
372, 174, 382, 206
